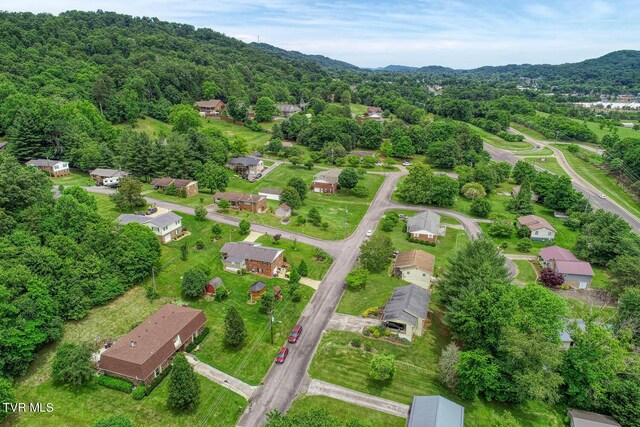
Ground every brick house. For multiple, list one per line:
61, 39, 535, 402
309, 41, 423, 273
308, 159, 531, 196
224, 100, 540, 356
406, 211, 443, 243
25, 159, 70, 177
89, 168, 129, 186
517, 215, 556, 241
116, 211, 183, 244
220, 242, 284, 277
228, 157, 264, 179
98, 304, 206, 385
312, 169, 341, 194
194, 99, 226, 116
151, 178, 199, 198
214, 192, 267, 214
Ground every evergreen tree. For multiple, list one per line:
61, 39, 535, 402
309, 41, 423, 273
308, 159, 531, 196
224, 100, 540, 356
224, 306, 247, 349
508, 179, 534, 215
167, 353, 200, 411
297, 260, 308, 277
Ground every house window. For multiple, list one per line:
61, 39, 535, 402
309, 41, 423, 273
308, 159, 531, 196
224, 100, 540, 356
534, 231, 539, 235
154, 366, 162, 377
173, 335, 182, 349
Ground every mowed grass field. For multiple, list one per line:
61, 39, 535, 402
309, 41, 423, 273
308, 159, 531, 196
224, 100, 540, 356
12, 194, 329, 426
523, 156, 568, 177
466, 122, 534, 151
513, 260, 538, 284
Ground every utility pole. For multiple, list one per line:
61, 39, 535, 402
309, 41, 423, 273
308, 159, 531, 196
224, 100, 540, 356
269, 309, 274, 345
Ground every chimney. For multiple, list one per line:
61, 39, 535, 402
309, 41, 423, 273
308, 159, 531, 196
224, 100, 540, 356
130, 340, 136, 348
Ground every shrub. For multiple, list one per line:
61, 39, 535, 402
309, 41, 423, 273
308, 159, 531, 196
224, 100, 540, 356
369, 353, 396, 381
296, 215, 306, 225
384, 329, 391, 336
291, 289, 302, 302
351, 338, 362, 348
217, 199, 231, 211
181, 267, 208, 298
540, 267, 565, 287
500, 241, 509, 249
516, 226, 531, 238
132, 386, 147, 400
346, 268, 368, 290
194, 206, 207, 221
185, 327, 210, 352
470, 199, 492, 218
145, 365, 172, 396
372, 329, 381, 338
52, 343, 94, 386
146, 285, 160, 300
516, 238, 532, 252
352, 184, 368, 198
239, 219, 251, 235
194, 239, 205, 250
97, 375, 133, 394
361, 307, 380, 318
364, 342, 373, 352
214, 286, 230, 301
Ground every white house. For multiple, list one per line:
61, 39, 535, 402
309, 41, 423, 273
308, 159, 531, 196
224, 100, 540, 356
517, 215, 556, 242
393, 250, 435, 290
116, 211, 183, 243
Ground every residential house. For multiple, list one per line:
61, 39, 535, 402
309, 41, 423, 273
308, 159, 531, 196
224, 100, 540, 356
25, 159, 70, 177
248, 281, 267, 302
214, 192, 267, 214
512, 185, 539, 201
275, 203, 292, 219
367, 106, 382, 114
98, 304, 206, 385
539, 246, 595, 289
312, 169, 341, 194
393, 250, 435, 290
89, 168, 129, 186
560, 319, 586, 349
194, 99, 225, 116
258, 188, 281, 201
220, 242, 284, 278
517, 215, 556, 241
382, 284, 430, 341
116, 211, 183, 243
350, 150, 375, 159
407, 395, 464, 427
365, 106, 383, 121
281, 141, 294, 148
151, 178, 199, 198
276, 104, 302, 116
568, 409, 621, 427
228, 157, 264, 179
406, 211, 444, 243
0, 142, 8, 151
205, 277, 223, 296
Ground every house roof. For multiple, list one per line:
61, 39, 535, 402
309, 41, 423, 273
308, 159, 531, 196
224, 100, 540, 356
26, 159, 66, 167
407, 396, 464, 427
406, 211, 441, 234
517, 215, 556, 232
568, 409, 621, 427
259, 188, 282, 195
560, 319, 586, 343
194, 99, 224, 108
116, 212, 182, 229
556, 260, 594, 277
214, 192, 265, 204
150, 178, 196, 189
368, 106, 382, 113
383, 284, 430, 326
351, 150, 375, 157
277, 203, 291, 211
394, 250, 435, 273
313, 168, 341, 185
220, 242, 283, 263
99, 304, 206, 381
151, 177, 174, 187
540, 246, 578, 262
89, 168, 129, 178
208, 277, 223, 288
229, 156, 262, 167
249, 281, 266, 292
172, 179, 197, 189
277, 104, 302, 114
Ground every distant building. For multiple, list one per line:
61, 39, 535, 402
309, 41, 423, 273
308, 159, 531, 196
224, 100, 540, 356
228, 157, 264, 180
194, 99, 225, 116
367, 106, 382, 114
275, 203, 292, 219
89, 168, 129, 186
568, 408, 621, 427
214, 192, 267, 214
539, 246, 594, 289
382, 284, 430, 341
98, 304, 206, 385
621, 122, 634, 128
151, 178, 199, 198
220, 242, 284, 277
393, 250, 435, 290
276, 104, 302, 116
25, 159, 70, 177
407, 395, 464, 427
116, 211, 183, 243
511, 185, 539, 202
560, 319, 586, 349
406, 211, 443, 243
517, 215, 556, 241
312, 169, 341, 194
258, 188, 282, 201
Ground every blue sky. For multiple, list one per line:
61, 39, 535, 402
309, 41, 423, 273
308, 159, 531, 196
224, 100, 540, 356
3, 0, 639, 68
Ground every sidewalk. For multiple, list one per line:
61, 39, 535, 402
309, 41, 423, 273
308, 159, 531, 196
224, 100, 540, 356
184, 353, 256, 399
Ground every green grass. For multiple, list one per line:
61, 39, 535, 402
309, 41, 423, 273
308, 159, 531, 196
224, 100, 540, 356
466, 123, 534, 151
510, 122, 549, 141
200, 117, 271, 152
50, 171, 94, 186
115, 116, 171, 137
513, 260, 538, 284
565, 298, 617, 323
254, 235, 332, 281
337, 271, 409, 316
553, 145, 640, 218
308, 328, 566, 427
517, 147, 555, 157
329, 102, 370, 116
287, 395, 405, 427
523, 157, 568, 177
146, 190, 212, 209
93, 193, 141, 221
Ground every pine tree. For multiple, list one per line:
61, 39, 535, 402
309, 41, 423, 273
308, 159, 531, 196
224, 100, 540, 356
224, 306, 247, 349
167, 353, 200, 411
508, 179, 534, 215
297, 260, 308, 277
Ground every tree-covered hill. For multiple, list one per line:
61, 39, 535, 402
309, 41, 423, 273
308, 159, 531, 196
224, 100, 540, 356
250, 42, 359, 70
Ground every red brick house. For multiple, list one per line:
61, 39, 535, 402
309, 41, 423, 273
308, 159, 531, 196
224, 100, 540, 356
98, 304, 206, 385
220, 242, 284, 278
25, 159, 70, 177
312, 169, 341, 194
151, 178, 199, 198
194, 99, 226, 116
214, 192, 267, 214
406, 211, 443, 243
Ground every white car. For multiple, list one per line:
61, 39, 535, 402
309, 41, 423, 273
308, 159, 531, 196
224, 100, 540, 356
598, 194, 606, 199
366, 229, 373, 237
402, 161, 412, 166
375, 162, 383, 166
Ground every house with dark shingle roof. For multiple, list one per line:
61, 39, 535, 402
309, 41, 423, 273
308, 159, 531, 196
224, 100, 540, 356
194, 99, 225, 116
539, 246, 594, 289
116, 212, 183, 243
312, 169, 341, 194
382, 284, 430, 340
517, 214, 556, 241
214, 192, 267, 213
26, 159, 70, 177
220, 242, 284, 278
151, 178, 199, 198
228, 157, 264, 179
98, 304, 206, 385
393, 250, 435, 290
406, 211, 443, 243
407, 395, 464, 427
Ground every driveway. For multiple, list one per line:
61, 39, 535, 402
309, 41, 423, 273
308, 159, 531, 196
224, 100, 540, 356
326, 313, 380, 333
184, 353, 256, 399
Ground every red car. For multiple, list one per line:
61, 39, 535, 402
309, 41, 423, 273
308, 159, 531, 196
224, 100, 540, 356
288, 324, 303, 343
275, 346, 289, 364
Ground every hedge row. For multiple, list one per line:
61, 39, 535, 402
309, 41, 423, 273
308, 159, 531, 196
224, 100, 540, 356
407, 237, 437, 247
185, 327, 210, 353
132, 385, 146, 400
145, 364, 172, 396
96, 375, 133, 393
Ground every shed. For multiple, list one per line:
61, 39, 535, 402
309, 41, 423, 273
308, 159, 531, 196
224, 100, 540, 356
248, 281, 267, 302
205, 277, 223, 295
275, 203, 292, 219
258, 188, 282, 201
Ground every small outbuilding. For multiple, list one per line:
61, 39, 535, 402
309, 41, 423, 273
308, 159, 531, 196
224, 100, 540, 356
248, 281, 267, 302
258, 188, 282, 201
205, 277, 223, 295
275, 203, 292, 219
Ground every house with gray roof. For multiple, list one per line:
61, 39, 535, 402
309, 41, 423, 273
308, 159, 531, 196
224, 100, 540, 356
228, 157, 264, 179
116, 211, 183, 243
382, 284, 431, 341
276, 104, 302, 116
220, 242, 284, 278
406, 211, 444, 243
25, 159, 70, 177
407, 396, 464, 427
568, 409, 621, 427
560, 319, 586, 349
89, 168, 129, 186
312, 168, 341, 194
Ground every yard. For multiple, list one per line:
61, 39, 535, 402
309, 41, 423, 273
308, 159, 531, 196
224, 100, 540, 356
523, 157, 568, 177
287, 395, 405, 427
200, 116, 271, 151
308, 325, 566, 426
466, 122, 534, 151
513, 260, 538, 284
50, 171, 95, 187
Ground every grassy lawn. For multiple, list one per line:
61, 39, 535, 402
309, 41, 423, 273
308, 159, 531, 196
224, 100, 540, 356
337, 271, 408, 316
329, 102, 370, 116
115, 116, 171, 137
553, 144, 640, 218
517, 147, 555, 156
287, 395, 405, 427
466, 122, 534, 151
254, 235, 332, 281
565, 298, 617, 323
513, 260, 538, 284
308, 327, 566, 426
50, 171, 94, 187
200, 117, 271, 152
510, 122, 549, 141
146, 190, 213, 209
523, 157, 568, 177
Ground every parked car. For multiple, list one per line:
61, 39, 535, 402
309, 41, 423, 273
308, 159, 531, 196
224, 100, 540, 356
366, 229, 373, 237
375, 162, 383, 166
398, 214, 408, 220
402, 161, 412, 166
275, 346, 289, 364
288, 324, 303, 343
598, 194, 606, 199
146, 206, 158, 215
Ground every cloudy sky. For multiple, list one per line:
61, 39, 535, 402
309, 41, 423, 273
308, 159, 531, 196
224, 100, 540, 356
2, 1, 639, 68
